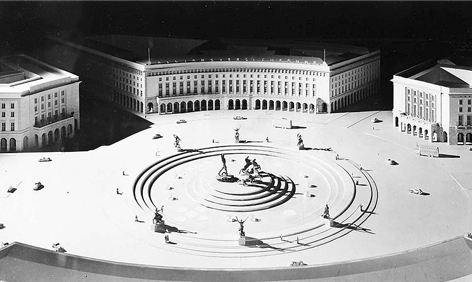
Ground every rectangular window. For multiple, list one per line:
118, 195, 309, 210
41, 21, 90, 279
48, 94, 51, 100
1, 123, 5, 131
61, 90, 64, 96
10, 103, 14, 109
10, 112, 14, 117
34, 98, 38, 104
1, 112, 4, 117
459, 99, 463, 105
10, 123, 14, 131
468, 107, 471, 112
459, 107, 463, 112
467, 115, 472, 126
458, 115, 463, 126
54, 92, 58, 98
468, 99, 471, 105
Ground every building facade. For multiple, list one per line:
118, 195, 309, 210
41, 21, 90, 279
45, 36, 380, 118
0, 55, 80, 152
392, 59, 472, 145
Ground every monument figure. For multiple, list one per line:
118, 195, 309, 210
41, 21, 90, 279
218, 154, 228, 176
216, 154, 236, 182
153, 205, 165, 224
235, 216, 248, 237
297, 133, 304, 150
234, 126, 241, 143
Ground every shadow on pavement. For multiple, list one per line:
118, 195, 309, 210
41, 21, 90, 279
244, 237, 285, 252
331, 221, 375, 234
438, 154, 460, 158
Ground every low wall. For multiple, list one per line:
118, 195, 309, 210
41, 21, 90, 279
1, 236, 472, 281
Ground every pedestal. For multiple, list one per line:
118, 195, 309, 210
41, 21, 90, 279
151, 222, 166, 233
238, 236, 248, 246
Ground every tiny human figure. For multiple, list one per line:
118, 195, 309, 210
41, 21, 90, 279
52, 243, 65, 252
173, 134, 181, 148
266, 137, 269, 142
164, 234, 170, 244
359, 165, 363, 170
116, 188, 123, 195
122, 171, 126, 176
135, 215, 139, 222
323, 204, 330, 219
218, 154, 228, 176
280, 234, 283, 241
296, 237, 300, 244
335, 154, 339, 160
359, 204, 363, 212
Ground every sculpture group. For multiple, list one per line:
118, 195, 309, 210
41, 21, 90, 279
238, 157, 262, 185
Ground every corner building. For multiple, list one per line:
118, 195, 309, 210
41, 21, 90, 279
392, 59, 472, 145
0, 55, 80, 152
46, 37, 380, 116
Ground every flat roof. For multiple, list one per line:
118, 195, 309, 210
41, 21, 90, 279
83, 35, 376, 67
0, 55, 79, 95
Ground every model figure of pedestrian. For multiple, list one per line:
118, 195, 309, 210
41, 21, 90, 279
323, 204, 330, 219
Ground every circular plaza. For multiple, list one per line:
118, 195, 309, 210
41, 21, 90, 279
1, 109, 472, 280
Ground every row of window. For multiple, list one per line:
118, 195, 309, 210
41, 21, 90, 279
459, 107, 472, 113
457, 115, 472, 126
1, 103, 14, 109
1, 122, 14, 131
406, 89, 436, 101
34, 90, 65, 104
406, 103, 436, 123
156, 80, 317, 97
458, 99, 472, 106
158, 73, 317, 82
147, 68, 327, 78
1, 112, 14, 118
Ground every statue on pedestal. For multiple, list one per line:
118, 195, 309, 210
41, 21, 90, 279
153, 205, 165, 224
218, 154, 228, 176
234, 126, 240, 143
216, 154, 236, 182
235, 216, 248, 237
297, 133, 304, 150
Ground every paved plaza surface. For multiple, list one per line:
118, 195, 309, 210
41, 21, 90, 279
1, 109, 472, 273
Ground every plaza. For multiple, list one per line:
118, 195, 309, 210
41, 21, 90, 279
1, 108, 472, 281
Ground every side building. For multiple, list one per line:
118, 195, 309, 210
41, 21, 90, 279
0, 55, 80, 152
392, 59, 472, 145
43, 36, 380, 117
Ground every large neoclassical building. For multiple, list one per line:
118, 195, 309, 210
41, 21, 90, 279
0, 55, 80, 152
392, 58, 472, 145
45, 36, 380, 116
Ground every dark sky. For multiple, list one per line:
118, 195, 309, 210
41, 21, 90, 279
2, 1, 472, 48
